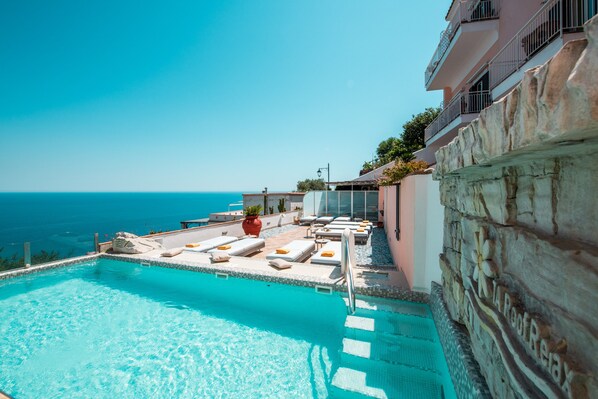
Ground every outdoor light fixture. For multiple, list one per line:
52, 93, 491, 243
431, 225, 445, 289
316, 163, 330, 184
317, 163, 330, 213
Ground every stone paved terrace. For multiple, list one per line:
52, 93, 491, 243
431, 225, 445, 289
116, 224, 410, 292
252, 225, 395, 267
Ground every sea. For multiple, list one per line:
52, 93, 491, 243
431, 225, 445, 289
0, 192, 244, 259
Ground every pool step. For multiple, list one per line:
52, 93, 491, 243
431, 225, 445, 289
331, 297, 454, 399
344, 314, 436, 342
330, 363, 445, 399
341, 337, 441, 374
343, 297, 432, 319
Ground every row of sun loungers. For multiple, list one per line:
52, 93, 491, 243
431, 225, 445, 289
169, 217, 372, 266
177, 235, 344, 266
183, 236, 265, 257
299, 215, 373, 225
313, 219, 373, 244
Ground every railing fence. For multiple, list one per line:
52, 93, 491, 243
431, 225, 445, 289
489, 0, 597, 89
425, 0, 501, 84
424, 90, 492, 141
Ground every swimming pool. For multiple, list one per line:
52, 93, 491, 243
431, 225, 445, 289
0, 259, 456, 398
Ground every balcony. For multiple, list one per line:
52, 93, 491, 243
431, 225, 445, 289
489, 0, 597, 94
424, 90, 492, 143
425, 0, 500, 90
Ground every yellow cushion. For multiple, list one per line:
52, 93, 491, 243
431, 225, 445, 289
357, 228, 365, 232
363, 220, 370, 223
321, 251, 335, 257
359, 223, 367, 227
217, 244, 232, 250
185, 243, 200, 248
276, 248, 290, 254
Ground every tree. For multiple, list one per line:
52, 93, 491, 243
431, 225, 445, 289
360, 161, 376, 175
401, 107, 441, 154
296, 178, 327, 192
362, 106, 442, 169
377, 160, 429, 186
376, 137, 401, 165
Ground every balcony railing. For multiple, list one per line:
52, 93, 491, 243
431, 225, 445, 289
425, 0, 501, 85
424, 90, 492, 142
489, 0, 597, 89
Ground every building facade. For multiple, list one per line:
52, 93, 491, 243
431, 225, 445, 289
416, 0, 597, 165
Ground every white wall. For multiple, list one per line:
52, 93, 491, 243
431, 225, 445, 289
382, 174, 444, 292
133, 211, 299, 249
421, 177, 444, 291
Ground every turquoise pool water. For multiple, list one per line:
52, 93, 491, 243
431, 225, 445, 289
0, 260, 456, 398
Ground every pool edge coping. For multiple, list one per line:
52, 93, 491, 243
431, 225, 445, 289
0, 253, 429, 303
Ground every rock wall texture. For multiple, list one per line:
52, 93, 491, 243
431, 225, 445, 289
433, 16, 598, 399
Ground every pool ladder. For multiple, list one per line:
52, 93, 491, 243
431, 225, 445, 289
341, 229, 356, 315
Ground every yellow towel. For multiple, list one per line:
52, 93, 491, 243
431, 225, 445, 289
363, 220, 370, 223
185, 243, 200, 248
359, 223, 367, 227
217, 244, 232, 250
276, 248, 290, 254
357, 228, 365, 232
321, 251, 335, 257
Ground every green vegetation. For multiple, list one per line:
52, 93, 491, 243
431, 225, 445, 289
361, 107, 441, 174
296, 178, 327, 192
377, 160, 429, 186
244, 204, 263, 217
0, 247, 62, 272
277, 198, 286, 213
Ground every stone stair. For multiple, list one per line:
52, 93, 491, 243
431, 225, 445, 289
329, 297, 451, 399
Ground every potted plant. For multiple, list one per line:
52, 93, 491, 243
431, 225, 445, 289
242, 205, 263, 236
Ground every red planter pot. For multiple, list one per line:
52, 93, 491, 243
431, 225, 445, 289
242, 216, 262, 236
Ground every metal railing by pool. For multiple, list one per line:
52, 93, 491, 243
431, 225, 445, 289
489, 0, 597, 89
425, 0, 501, 85
424, 90, 492, 142
341, 229, 356, 315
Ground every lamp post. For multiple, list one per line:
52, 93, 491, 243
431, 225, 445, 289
317, 163, 330, 214
262, 187, 268, 215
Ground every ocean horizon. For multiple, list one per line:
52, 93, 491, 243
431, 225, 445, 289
0, 192, 246, 259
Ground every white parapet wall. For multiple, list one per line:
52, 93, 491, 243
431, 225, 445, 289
99, 211, 300, 251
380, 173, 443, 293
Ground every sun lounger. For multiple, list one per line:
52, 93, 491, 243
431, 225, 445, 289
207, 237, 265, 256
315, 229, 369, 244
311, 241, 342, 266
324, 224, 372, 233
315, 216, 334, 224
330, 221, 373, 227
183, 236, 239, 253
265, 240, 315, 262
334, 217, 352, 222
300, 215, 318, 225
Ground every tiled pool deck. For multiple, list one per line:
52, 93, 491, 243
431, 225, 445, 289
0, 225, 419, 302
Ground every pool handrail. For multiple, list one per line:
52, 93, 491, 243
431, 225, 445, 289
341, 228, 356, 315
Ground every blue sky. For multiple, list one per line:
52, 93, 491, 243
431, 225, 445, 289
0, 0, 447, 192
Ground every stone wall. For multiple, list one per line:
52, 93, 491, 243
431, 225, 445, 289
433, 16, 598, 399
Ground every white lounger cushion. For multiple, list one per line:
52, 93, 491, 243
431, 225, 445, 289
265, 240, 315, 262
300, 216, 317, 223
183, 236, 238, 253
330, 221, 373, 227
334, 217, 352, 222
323, 225, 372, 233
315, 216, 335, 224
315, 229, 369, 242
207, 238, 265, 256
311, 241, 342, 266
